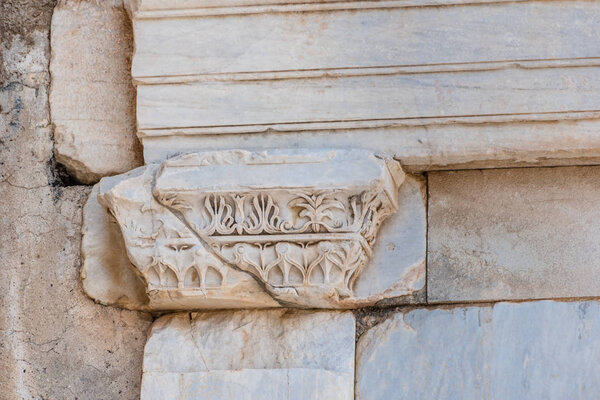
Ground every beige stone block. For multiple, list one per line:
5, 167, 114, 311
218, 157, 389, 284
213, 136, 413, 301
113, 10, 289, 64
141, 118, 600, 171
141, 310, 355, 400
428, 166, 600, 302
50, 0, 142, 184
132, 0, 600, 172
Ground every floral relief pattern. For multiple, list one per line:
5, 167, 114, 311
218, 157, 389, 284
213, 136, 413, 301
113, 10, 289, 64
100, 149, 405, 307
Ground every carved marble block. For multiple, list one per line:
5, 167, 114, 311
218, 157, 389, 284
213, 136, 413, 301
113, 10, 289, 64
82, 148, 426, 310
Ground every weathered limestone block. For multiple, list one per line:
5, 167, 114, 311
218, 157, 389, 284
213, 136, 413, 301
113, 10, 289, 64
50, 0, 142, 183
81, 149, 426, 310
428, 166, 600, 302
356, 300, 600, 400
141, 310, 355, 400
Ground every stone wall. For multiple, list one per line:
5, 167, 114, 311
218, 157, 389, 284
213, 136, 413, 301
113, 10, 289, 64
3, 0, 600, 399
0, 1, 151, 398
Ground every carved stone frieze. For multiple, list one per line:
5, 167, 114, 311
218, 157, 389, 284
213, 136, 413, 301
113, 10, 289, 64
91, 148, 414, 309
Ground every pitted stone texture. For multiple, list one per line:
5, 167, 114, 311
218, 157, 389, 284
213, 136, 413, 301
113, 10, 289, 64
356, 301, 600, 400
429, 166, 600, 303
50, 0, 142, 184
0, 5, 152, 397
141, 310, 355, 400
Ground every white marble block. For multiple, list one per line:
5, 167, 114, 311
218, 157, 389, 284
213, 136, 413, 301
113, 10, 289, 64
356, 300, 600, 400
141, 310, 355, 400
50, 0, 142, 183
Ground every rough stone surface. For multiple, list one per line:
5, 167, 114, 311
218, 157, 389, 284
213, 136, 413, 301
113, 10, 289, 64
81, 151, 425, 310
0, 2, 152, 398
356, 300, 600, 400
142, 310, 355, 400
429, 166, 600, 303
50, 0, 143, 184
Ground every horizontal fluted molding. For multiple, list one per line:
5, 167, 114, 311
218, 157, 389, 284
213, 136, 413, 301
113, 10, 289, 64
135, 0, 544, 18
134, 57, 600, 84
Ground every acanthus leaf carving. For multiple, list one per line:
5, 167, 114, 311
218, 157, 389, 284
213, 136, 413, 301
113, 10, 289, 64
98, 149, 405, 308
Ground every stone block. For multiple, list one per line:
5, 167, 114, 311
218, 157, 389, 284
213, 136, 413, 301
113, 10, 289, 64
141, 119, 600, 172
137, 67, 600, 131
50, 0, 142, 183
428, 166, 600, 302
356, 300, 600, 400
141, 310, 355, 400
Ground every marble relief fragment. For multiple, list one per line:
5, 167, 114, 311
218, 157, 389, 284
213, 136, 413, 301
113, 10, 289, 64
82, 148, 425, 309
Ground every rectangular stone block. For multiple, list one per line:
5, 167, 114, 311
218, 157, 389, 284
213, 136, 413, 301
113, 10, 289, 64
133, 0, 600, 173
428, 166, 600, 302
356, 300, 600, 400
50, 0, 142, 183
141, 119, 600, 171
141, 310, 355, 400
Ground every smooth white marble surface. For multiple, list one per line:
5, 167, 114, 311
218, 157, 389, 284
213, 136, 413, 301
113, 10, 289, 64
357, 300, 600, 400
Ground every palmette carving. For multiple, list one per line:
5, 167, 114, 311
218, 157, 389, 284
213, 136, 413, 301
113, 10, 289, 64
98, 149, 405, 308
